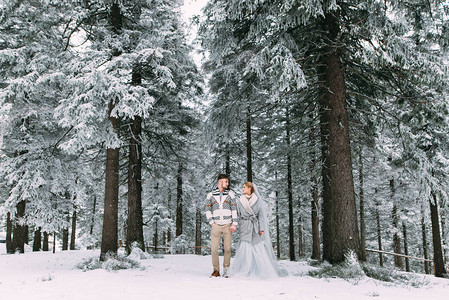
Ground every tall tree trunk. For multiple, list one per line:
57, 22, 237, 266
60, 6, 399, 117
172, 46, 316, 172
90, 196, 97, 235
53, 232, 56, 253
402, 222, 410, 272
100, 1, 121, 261
62, 225, 69, 251
297, 197, 304, 257
376, 200, 383, 267
246, 105, 253, 182
359, 148, 367, 261
6, 212, 13, 254
153, 219, 158, 252
12, 200, 26, 253
275, 172, 281, 259
33, 227, 42, 252
195, 206, 202, 255
176, 162, 183, 237
286, 106, 296, 261
43, 232, 49, 251
126, 68, 144, 254
421, 204, 430, 274
275, 189, 281, 259
167, 191, 172, 244
429, 191, 447, 277
70, 209, 77, 250
390, 179, 403, 269
321, 11, 361, 263
309, 120, 320, 260
318, 64, 332, 263
439, 199, 448, 264
225, 144, 231, 178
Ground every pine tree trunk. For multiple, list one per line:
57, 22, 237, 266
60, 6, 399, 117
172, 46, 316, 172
275, 187, 281, 259
359, 149, 367, 261
402, 222, 410, 272
167, 191, 172, 244
429, 191, 447, 277
33, 227, 41, 251
376, 201, 383, 267
318, 64, 332, 263
321, 11, 360, 263
90, 196, 96, 235
24, 225, 29, 245
225, 144, 231, 177
153, 219, 158, 252
246, 105, 253, 182
70, 210, 77, 250
176, 162, 183, 237
53, 232, 56, 253
286, 107, 296, 261
310, 121, 320, 260
43, 232, 49, 251
62, 225, 69, 251
6, 212, 13, 254
12, 200, 26, 253
100, 1, 121, 261
126, 69, 144, 254
439, 199, 447, 264
390, 179, 403, 269
421, 205, 430, 274
195, 206, 202, 255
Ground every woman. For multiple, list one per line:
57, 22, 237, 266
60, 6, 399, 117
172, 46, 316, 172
230, 181, 281, 278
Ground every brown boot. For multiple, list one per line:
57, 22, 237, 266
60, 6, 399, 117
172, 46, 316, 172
210, 270, 220, 277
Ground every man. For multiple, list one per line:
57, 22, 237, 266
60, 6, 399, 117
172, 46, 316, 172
205, 174, 237, 278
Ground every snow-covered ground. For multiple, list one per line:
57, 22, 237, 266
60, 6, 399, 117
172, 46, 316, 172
0, 245, 448, 300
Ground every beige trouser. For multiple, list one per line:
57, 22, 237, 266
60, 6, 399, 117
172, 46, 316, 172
211, 223, 232, 272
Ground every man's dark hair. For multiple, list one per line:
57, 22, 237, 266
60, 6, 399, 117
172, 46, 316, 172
217, 174, 229, 181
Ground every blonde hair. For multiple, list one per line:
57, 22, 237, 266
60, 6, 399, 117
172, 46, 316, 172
243, 181, 255, 194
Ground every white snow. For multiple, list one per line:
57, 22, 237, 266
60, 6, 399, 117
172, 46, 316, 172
1, 245, 448, 300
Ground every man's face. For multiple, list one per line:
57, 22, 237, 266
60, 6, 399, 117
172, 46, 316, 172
218, 178, 229, 190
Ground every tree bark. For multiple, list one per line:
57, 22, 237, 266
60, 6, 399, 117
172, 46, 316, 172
126, 69, 144, 254
225, 144, 231, 178
176, 162, 183, 237
62, 225, 69, 251
275, 186, 281, 259
12, 200, 26, 253
167, 191, 172, 244
321, 11, 361, 263
421, 205, 430, 274
153, 219, 158, 252
43, 231, 49, 251
70, 209, 77, 250
391, 179, 403, 269
286, 106, 296, 261
6, 212, 13, 254
53, 232, 56, 253
359, 149, 367, 261
100, 1, 121, 261
309, 118, 320, 260
195, 206, 202, 255
402, 222, 410, 272
90, 195, 97, 235
33, 227, 42, 252
429, 191, 447, 277
246, 105, 253, 182
376, 200, 383, 267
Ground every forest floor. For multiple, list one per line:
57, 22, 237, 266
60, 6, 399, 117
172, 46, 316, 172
0, 245, 448, 300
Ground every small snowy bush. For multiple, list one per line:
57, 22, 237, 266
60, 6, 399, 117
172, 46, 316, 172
76, 252, 141, 272
309, 251, 365, 281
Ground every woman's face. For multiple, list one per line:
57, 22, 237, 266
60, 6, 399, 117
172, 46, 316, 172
242, 184, 251, 195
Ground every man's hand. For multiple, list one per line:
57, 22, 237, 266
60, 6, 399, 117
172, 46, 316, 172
259, 231, 264, 236
230, 225, 237, 232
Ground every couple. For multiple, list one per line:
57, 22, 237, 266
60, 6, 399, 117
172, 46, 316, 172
205, 174, 280, 278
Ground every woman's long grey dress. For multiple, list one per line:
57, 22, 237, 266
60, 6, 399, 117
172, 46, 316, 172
230, 194, 279, 278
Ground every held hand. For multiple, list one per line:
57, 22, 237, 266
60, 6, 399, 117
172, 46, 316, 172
259, 231, 264, 236
230, 225, 237, 232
